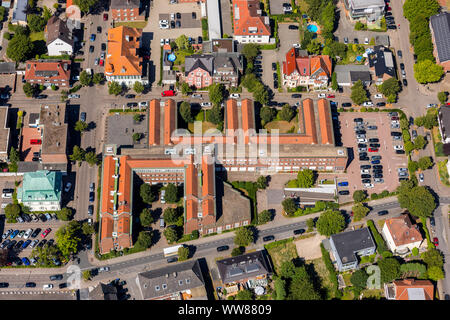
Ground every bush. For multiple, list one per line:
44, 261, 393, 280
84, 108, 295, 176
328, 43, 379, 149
231, 246, 244, 256
367, 220, 388, 254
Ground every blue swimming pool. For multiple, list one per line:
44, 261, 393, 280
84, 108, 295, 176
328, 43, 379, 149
356, 55, 363, 62
307, 24, 318, 32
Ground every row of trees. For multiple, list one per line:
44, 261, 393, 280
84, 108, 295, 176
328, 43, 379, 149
260, 104, 296, 126
69, 146, 100, 166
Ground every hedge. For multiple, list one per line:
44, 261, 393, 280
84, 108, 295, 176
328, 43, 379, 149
367, 219, 388, 254
320, 243, 342, 298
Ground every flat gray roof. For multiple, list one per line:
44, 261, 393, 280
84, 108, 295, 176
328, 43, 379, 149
207, 0, 222, 40
11, 0, 27, 23
430, 12, 450, 63
330, 228, 376, 265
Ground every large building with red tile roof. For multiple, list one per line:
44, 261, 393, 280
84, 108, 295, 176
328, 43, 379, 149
105, 26, 148, 87
382, 214, 423, 255
232, 0, 271, 44
24, 60, 71, 88
110, 0, 145, 22
282, 48, 332, 89
385, 279, 434, 300
98, 98, 347, 254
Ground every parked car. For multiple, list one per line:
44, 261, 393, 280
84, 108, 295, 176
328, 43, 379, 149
125, 94, 135, 99
216, 245, 229, 252
89, 192, 95, 202
200, 102, 212, 107
43, 284, 53, 290
229, 93, 240, 99
317, 93, 326, 98
362, 101, 373, 107
430, 217, 435, 227
338, 190, 350, 195
41, 228, 51, 238
377, 210, 389, 216
337, 181, 348, 187
419, 173, 424, 182
23, 229, 33, 239
64, 182, 72, 192
30, 239, 39, 249
99, 266, 110, 273
88, 205, 94, 216
80, 112, 86, 122
22, 258, 30, 266
403, 79, 408, 86
293, 229, 305, 235
397, 50, 402, 58
25, 282, 36, 288
288, 25, 299, 30
263, 235, 275, 242
433, 237, 439, 247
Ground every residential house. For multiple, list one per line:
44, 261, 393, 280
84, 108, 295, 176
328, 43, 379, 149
334, 64, 371, 87
430, 12, 450, 72
0, 106, 10, 162
232, 0, 271, 44
65, 0, 81, 31
368, 46, 395, 85
382, 214, 424, 255
212, 53, 242, 88
85, 283, 118, 300
184, 54, 214, 88
105, 26, 148, 87
0, 62, 16, 74
110, 0, 144, 21
281, 48, 332, 90
384, 279, 434, 300
11, 0, 27, 25
343, 0, 385, 23
16, 170, 63, 211
216, 250, 272, 296
328, 227, 376, 271
136, 260, 207, 300
45, 16, 74, 56
24, 60, 71, 88
202, 39, 235, 53
437, 105, 450, 146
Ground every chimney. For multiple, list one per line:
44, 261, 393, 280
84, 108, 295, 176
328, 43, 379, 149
165, 273, 169, 278
173, 272, 177, 278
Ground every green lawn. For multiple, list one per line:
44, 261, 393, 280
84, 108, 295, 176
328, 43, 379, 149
438, 160, 450, 186
30, 31, 44, 42
265, 239, 298, 275
308, 257, 336, 299
114, 21, 148, 29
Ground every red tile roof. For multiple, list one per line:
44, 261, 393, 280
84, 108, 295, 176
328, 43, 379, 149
164, 99, 176, 145
302, 99, 318, 144
226, 99, 238, 134
317, 99, 333, 145
24, 60, 71, 83
232, 0, 271, 37
393, 279, 434, 300
283, 48, 297, 76
282, 50, 331, 78
149, 99, 161, 145
385, 215, 423, 247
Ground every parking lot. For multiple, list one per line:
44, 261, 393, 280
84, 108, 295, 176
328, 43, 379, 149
159, 13, 201, 29
269, 0, 292, 15
337, 112, 408, 198
276, 23, 301, 62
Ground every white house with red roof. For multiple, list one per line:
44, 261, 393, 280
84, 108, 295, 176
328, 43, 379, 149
232, 0, 271, 44
282, 48, 332, 90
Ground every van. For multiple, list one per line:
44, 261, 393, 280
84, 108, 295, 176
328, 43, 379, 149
160, 218, 165, 228
160, 190, 166, 204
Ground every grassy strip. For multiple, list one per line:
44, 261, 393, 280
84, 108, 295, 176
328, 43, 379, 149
437, 160, 450, 186
276, 62, 282, 93
320, 243, 342, 299
201, 18, 209, 41
420, 217, 435, 249
264, 237, 294, 250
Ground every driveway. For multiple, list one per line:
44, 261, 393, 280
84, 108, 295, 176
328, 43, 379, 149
276, 23, 300, 62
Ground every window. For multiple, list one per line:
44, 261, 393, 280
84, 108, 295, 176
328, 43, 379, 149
162, 283, 167, 289
178, 280, 183, 286
185, 279, 190, 284
155, 285, 160, 291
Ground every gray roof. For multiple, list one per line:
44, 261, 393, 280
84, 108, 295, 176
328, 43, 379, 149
216, 250, 271, 284
111, 0, 141, 9
330, 227, 376, 265
28, 113, 40, 126
137, 259, 205, 300
185, 54, 214, 76
430, 12, 450, 63
46, 16, 74, 47
206, 0, 222, 39
350, 71, 371, 82
368, 46, 396, 78
335, 64, 371, 84
348, 0, 385, 9
374, 35, 390, 47
213, 53, 242, 74
407, 288, 426, 300
438, 106, 450, 141
11, 0, 27, 23
0, 62, 16, 74
88, 283, 118, 300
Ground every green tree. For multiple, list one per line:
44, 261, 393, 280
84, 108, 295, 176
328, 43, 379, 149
164, 183, 178, 203
134, 231, 152, 250
163, 227, 180, 243
414, 60, 444, 83
397, 184, 436, 219
56, 207, 73, 221
6, 34, 33, 62
421, 248, 444, 268
69, 145, 85, 162
378, 257, 400, 284
82, 270, 92, 281
252, 83, 269, 105
133, 114, 142, 122
274, 277, 286, 300
241, 43, 259, 62
412, 247, 419, 256
438, 91, 448, 105
175, 34, 190, 50
257, 210, 272, 225
379, 78, 401, 97
74, 0, 99, 14
256, 175, 268, 189
306, 40, 321, 55
404, 141, 415, 153
320, 1, 335, 33
74, 120, 88, 133
133, 82, 145, 94
350, 269, 368, 290
282, 198, 297, 216
231, 246, 244, 256
418, 156, 433, 170
181, 82, 192, 95
132, 132, 142, 142
207, 104, 223, 125
30, 244, 59, 266
414, 135, 427, 150
288, 265, 321, 300
140, 208, 154, 227
234, 226, 254, 247
82, 222, 95, 236
55, 221, 82, 259
306, 218, 315, 231
92, 73, 105, 85
316, 210, 346, 236
140, 183, 156, 204
180, 101, 193, 123
297, 169, 315, 188
108, 81, 123, 96
354, 21, 365, 30
4, 204, 20, 222
350, 80, 368, 105
23, 82, 36, 97
208, 83, 226, 106
403, 0, 440, 21
260, 106, 276, 124
79, 70, 92, 86
279, 104, 295, 122
427, 265, 444, 281
163, 207, 179, 225
27, 14, 46, 32
241, 73, 260, 92
331, 72, 338, 91
353, 190, 367, 202
85, 151, 99, 167
408, 160, 419, 173
3, 32, 11, 40
178, 246, 189, 261
236, 289, 253, 300
352, 203, 370, 222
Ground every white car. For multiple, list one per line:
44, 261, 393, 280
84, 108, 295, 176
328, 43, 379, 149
31, 214, 39, 222
374, 94, 383, 99
317, 93, 326, 98
356, 134, 366, 139
30, 239, 39, 249
159, 23, 169, 29
98, 266, 110, 273
364, 183, 374, 188
419, 173, 424, 182
229, 93, 240, 99
200, 102, 212, 107
64, 182, 72, 193
43, 284, 53, 290
364, 37, 369, 44
360, 169, 370, 174
165, 39, 170, 45
160, 39, 164, 46
170, 13, 175, 20
293, 43, 301, 48
397, 167, 408, 172
357, 138, 367, 143
362, 101, 374, 107
394, 145, 404, 150
358, 148, 367, 153
191, 94, 202, 99
374, 178, 384, 183
426, 104, 437, 108
68, 94, 80, 99
139, 101, 148, 108
23, 229, 33, 239
159, 19, 168, 24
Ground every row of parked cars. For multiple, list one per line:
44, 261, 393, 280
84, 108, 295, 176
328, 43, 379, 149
14, 212, 58, 224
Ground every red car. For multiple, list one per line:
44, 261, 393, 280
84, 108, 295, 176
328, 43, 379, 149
391, 116, 399, 120
327, 94, 335, 98
386, 6, 391, 11
103, 13, 108, 21
161, 90, 175, 97
368, 148, 378, 152
446, 102, 450, 106
433, 237, 439, 247
99, 59, 104, 66
41, 228, 51, 238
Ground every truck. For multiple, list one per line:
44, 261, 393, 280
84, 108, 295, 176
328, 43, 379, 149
163, 244, 184, 257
